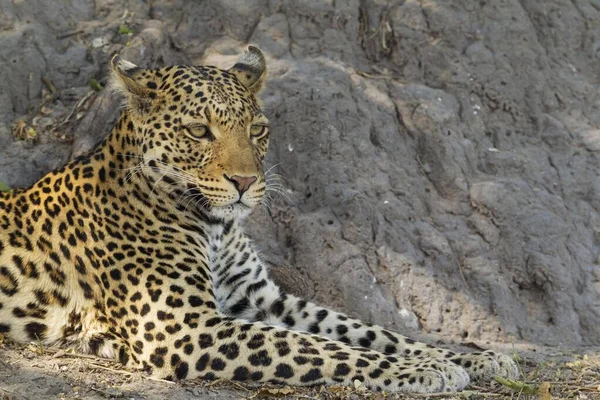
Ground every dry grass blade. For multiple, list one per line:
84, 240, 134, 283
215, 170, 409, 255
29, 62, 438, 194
89, 362, 175, 384
494, 376, 537, 394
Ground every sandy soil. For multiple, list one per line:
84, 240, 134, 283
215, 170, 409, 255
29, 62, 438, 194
1, 338, 599, 400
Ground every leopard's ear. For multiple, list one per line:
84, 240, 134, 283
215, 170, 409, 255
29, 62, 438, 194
109, 55, 156, 114
228, 46, 267, 94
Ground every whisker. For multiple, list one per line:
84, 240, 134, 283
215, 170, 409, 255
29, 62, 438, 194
263, 163, 282, 176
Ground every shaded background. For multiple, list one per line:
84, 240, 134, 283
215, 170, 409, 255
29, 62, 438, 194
0, 0, 599, 349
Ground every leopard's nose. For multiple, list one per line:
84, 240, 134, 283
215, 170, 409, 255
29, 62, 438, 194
224, 174, 257, 195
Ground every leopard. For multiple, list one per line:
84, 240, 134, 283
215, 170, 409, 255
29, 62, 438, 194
0, 46, 518, 393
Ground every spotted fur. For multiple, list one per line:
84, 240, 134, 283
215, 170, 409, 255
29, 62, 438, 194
0, 47, 518, 393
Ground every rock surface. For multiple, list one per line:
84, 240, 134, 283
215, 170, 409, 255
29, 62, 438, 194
0, 0, 599, 351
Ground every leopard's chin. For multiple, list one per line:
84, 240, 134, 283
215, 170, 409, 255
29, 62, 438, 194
208, 202, 254, 220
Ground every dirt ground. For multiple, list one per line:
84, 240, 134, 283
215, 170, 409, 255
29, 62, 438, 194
1, 339, 599, 400
0, 0, 599, 399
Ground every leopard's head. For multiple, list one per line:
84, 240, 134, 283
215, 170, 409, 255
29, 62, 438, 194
110, 46, 270, 219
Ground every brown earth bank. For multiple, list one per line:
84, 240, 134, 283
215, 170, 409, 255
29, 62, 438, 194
0, 0, 599, 398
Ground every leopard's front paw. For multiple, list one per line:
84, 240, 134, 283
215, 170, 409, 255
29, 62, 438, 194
371, 356, 470, 393
449, 350, 519, 381
422, 358, 471, 390
486, 350, 520, 378
390, 365, 468, 393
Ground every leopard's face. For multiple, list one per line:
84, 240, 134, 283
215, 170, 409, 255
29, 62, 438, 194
111, 48, 270, 219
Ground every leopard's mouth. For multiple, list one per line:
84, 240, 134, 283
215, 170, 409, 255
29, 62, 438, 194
215, 198, 254, 211
179, 184, 256, 214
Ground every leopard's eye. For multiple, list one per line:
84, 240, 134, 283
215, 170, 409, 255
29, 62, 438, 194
184, 124, 210, 140
250, 125, 269, 139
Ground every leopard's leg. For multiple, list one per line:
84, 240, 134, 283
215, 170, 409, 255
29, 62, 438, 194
243, 284, 517, 381
63, 307, 141, 369
224, 274, 517, 381
80, 331, 140, 367
212, 224, 518, 382
137, 314, 469, 393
